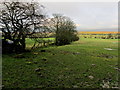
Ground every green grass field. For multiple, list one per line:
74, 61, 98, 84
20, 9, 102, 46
2, 38, 119, 88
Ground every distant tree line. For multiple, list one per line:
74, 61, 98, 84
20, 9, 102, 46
81, 33, 119, 39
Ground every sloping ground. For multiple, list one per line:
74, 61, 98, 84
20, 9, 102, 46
2, 38, 119, 88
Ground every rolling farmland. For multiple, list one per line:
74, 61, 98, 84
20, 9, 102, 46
79, 31, 120, 39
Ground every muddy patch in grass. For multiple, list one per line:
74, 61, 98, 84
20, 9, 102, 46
104, 48, 116, 51
59, 50, 80, 55
13, 54, 26, 58
97, 53, 117, 59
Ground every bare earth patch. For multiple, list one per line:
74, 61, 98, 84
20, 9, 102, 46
97, 53, 117, 59
104, 48, 116, 51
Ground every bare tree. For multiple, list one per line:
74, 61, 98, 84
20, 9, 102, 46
30, 17, 54, 49
50, 14, 79, 45
0, 1, 46, 52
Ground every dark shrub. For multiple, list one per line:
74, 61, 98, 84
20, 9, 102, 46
107, 33, 112, 39
72, 36, 79, 41
2, 39, 24, 54
101, 37, 106, 39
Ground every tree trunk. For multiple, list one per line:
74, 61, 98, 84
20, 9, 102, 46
21, 36, 26, 51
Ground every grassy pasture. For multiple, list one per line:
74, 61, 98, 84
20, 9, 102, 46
2, 37, 119, 88
26, 38, 55, 49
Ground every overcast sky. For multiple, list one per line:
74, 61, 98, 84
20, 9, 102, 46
41, 2, 118, 31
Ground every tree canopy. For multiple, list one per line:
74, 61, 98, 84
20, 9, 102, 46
0, 2, 79, 53
50, 14, 79, 45
0, 1, 46, 52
